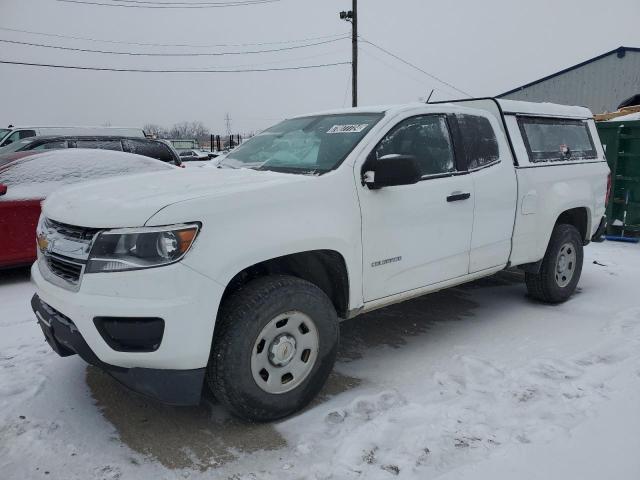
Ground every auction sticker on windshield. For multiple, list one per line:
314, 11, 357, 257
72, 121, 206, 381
327, 124, 369, 134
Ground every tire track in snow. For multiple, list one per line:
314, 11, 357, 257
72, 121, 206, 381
273, 307, 640, 479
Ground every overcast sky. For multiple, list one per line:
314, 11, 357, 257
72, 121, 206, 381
1, 0, 639, 134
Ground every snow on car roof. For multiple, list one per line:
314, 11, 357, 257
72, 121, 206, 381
292, 99, 594, 120
497, 99, 593, 118
289, 103, 423, 118
0, 148, 174, 201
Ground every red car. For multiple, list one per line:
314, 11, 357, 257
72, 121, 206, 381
0, 149, 177, 269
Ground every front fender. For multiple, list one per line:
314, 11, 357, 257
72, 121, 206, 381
145, 170, 364, 311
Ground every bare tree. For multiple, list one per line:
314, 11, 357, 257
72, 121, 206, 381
143, 121, 209, 141
143, 123, 168, 138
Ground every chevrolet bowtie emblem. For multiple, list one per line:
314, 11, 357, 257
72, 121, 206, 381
37, 233, 49, 252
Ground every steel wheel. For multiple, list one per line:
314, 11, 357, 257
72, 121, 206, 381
555, 242, 576, 287
250, 310, 319, 394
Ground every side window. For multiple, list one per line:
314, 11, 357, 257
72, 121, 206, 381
373, 115, 455, 177
455, 115, 499, 169
5, 129, 36, 145
75, 139, 123, 151
517, 117, 596, 163
125, 139, 175, 163
19, 130, 36, 140
32, 141, 67, 151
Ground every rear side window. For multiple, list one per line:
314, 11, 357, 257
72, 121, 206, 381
75, 139, 123, 151
517, 117, 596, 163
19, 130, 36, 140
125, 139, 176, 163
32, 141, 67, 151
455, 115, 499, 169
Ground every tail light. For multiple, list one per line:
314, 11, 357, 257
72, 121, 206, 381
606, 172, 612, 207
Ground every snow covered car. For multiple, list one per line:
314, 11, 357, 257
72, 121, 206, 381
31, 99, 609, 421
0, 149, 177, 269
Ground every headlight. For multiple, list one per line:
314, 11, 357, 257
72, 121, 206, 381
86, 223, 200, 273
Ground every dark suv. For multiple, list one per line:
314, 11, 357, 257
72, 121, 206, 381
0, 136, 182, 166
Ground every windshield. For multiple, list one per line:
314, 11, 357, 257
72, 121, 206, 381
0, 129, 10, 140
219, 113, 383, 174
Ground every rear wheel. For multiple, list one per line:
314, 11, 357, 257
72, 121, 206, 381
525, 224, 584, 303
207, 275, 339, 421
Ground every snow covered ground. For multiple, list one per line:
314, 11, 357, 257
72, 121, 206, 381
1, 241, 639, 480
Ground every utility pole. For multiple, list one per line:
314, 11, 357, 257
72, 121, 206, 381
224, 112, 232, 138
339, 0, 358, 107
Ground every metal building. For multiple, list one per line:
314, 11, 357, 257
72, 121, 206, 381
498, 46, 640, 114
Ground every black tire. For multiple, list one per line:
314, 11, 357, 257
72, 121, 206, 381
207, 275, 339, 422
525, 224, 584, 303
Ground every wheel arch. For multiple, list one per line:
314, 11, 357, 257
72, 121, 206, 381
555, 206, 591, 244
519, 205, 591, 274
218, 249, 350, 321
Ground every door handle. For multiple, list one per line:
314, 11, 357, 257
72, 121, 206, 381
447, 191, 471, 202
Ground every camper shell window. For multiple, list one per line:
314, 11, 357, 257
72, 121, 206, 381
517, 116, 596, 163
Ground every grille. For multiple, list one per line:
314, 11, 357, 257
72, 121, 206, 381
46, 254, 84, 284
44, 218, 100, 241
39, 218, 99, 288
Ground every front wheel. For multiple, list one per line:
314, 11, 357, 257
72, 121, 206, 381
525, 224, 584, 303
207, 275, 339, 421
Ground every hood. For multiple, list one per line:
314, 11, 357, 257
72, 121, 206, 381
43, 167, 307, 228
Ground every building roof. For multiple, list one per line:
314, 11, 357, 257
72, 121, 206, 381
498, 46, 640, 98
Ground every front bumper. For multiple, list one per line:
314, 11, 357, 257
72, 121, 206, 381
33, 294, 205, 405
31, 260, 225, 405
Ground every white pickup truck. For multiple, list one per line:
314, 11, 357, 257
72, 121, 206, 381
32, 98, 609, 421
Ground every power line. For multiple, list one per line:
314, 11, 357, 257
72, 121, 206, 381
0, 26, 349, 48
195, 48, 345, 69
358, 36, 472, 98
0, 35, 349, 57
56, 0, 280, 8
186, 48, 345, 70
359, 43, 432, 88
0, 59, 350, 73
110, 0, 271, 4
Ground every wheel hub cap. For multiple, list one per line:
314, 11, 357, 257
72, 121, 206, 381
555, 242, 576, 287
250, 311, 320, 394
269, 334, 297, 367
557, 255, 568, 272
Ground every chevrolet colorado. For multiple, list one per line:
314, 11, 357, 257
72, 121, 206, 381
31, 98, 609, 421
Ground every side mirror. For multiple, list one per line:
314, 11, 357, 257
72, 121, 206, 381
362, 154, 422, 189
0, 184, 7, 196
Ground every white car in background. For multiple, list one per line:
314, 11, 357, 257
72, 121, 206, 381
179, 149, 220, 167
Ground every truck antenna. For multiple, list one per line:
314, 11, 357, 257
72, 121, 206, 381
425, 89, 435, 104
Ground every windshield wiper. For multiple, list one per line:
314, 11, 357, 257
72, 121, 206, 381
256, 165, 323, 175
217, 162, 238, 169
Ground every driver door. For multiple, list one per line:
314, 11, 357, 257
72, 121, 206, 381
358, 114, 474, 302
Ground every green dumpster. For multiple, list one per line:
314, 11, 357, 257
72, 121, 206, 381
596, 119, 640, 237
